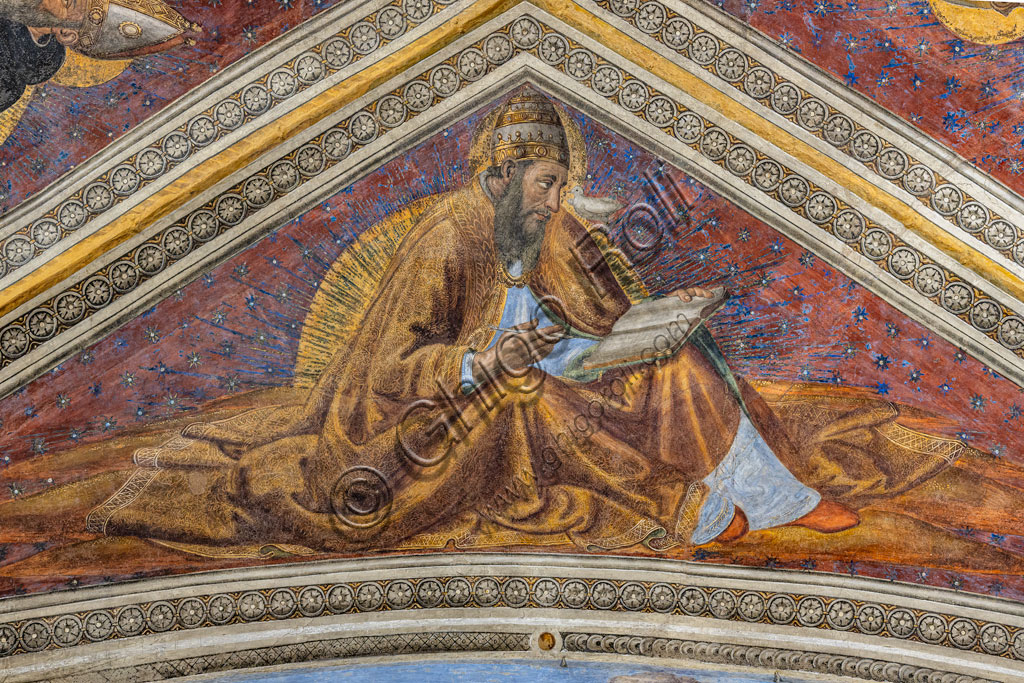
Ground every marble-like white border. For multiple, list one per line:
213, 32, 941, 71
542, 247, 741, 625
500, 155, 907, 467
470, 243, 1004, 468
1, 554, 1022, 682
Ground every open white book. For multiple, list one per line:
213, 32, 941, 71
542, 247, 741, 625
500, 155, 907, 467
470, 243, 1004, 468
582, 286, 727, 371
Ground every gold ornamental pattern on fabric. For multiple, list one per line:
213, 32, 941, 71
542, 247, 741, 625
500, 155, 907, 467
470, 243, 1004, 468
491, 88, 570, 166
78, 0, 110, 49
76, 0, 200, 58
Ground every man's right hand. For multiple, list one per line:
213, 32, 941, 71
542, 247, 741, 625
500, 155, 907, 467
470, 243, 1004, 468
472, 319, 564, 383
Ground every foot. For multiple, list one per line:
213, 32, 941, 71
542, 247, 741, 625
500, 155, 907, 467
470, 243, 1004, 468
711, 506, 748, 543
785, 500, 859, 533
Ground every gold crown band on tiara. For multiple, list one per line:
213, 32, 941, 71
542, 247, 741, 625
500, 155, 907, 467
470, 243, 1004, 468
497, 109, 562, 126
492, 140, 569, 165
491, 87, 571, 167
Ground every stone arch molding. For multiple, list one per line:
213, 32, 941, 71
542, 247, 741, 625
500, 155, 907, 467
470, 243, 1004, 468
0, 0, 1022, 396
2, 555, 1024, 681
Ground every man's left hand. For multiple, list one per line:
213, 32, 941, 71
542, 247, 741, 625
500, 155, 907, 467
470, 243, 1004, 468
672, 287, 714, 302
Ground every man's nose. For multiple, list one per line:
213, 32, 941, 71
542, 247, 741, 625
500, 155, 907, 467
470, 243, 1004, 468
544, 190, 560, 214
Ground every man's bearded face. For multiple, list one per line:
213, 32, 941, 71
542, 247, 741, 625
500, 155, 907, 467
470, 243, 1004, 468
493, 160, 568, 271
0, 0, 85, 29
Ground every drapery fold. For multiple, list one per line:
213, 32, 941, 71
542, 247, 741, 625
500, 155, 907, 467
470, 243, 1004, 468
79, 180, 969, 556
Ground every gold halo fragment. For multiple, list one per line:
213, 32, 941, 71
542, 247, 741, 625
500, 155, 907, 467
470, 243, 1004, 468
929, 0, 1024, 44
50, 50, 131, 87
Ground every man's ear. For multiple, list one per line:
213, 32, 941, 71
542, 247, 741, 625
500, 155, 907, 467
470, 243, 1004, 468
500, 159, 518, 181
53, 28, 79, 46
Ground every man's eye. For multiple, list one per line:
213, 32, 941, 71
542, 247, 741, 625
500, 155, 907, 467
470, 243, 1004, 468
539, 181, 551, 189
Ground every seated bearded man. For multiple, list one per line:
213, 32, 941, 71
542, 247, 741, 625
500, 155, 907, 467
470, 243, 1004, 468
56, 87, 863, 555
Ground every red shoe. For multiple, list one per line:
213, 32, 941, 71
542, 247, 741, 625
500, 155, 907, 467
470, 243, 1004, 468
786, 500, 859, 533
711, 507, 749, 543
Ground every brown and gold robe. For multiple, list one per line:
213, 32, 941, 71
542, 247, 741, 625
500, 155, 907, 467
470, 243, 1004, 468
79, 178, 968, 555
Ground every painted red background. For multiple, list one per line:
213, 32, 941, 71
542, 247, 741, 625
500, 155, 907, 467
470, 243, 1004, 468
1, 97, 1022, 599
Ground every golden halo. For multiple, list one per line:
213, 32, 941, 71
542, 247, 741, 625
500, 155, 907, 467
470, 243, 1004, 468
467, 105, 502, 175
928, 0, 1024, 44
556, 102, 588, 190
50, 50, 131, 88
468, 91, 587, 189
0, 86, 33, 147
293, 196, 442, 386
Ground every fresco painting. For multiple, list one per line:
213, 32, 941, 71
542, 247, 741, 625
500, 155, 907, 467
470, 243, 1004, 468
5, 0, 1024, 677
0, 88, 1022, 602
